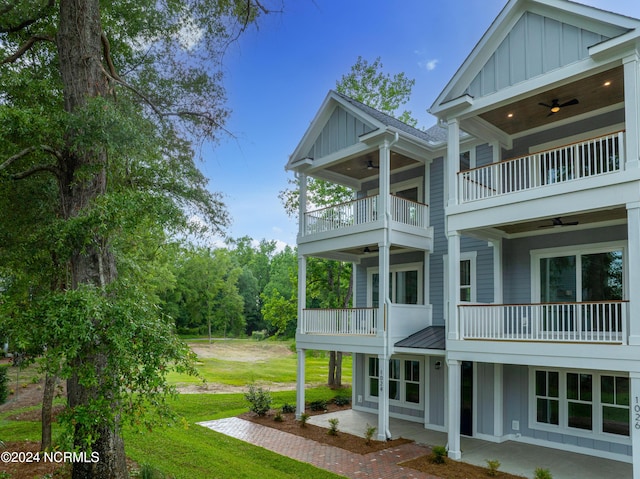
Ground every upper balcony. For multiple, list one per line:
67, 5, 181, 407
301, 194, 430, 242
458, 131, 625, 204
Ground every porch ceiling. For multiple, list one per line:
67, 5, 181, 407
491, 207, 626, 236
478, 66, 624, 136
323, 150, 420, 182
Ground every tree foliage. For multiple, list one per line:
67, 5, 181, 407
0, 1, 279, 476
336, 55, 417, 127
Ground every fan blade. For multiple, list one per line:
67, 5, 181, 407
560, 98, 579, 108
538, 102, 552, 108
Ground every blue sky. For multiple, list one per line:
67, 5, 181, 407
200, 0, 640, 250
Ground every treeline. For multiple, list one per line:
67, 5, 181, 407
160, 236, 352, 339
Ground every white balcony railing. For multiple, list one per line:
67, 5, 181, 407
301, 308, 378, 335
302, 194, 428, 237
458, 131, 625, 203
459, 301, 628, 344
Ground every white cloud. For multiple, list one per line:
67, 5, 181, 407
420, 59, 439, 71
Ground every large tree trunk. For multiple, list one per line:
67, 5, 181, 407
57, 1, 127, 477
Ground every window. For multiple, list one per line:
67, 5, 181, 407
460, 259, 472, 302
530, 369, 629, 440
369, 263, 422, 307
368, 357, 379, 398
567, 373, 592, 431
366, 356, 422, 407
535, 370, 559, 425
443, 252, 477, 312
601, 376, 629, 436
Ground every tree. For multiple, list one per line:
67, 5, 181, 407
336, 56, 417, 127
0, 2, 276, 477
260, 246, 297, 336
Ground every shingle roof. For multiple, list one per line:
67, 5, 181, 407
395, 326, 445, 350
332, 90, 443, 145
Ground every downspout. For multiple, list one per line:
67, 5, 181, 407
383, 131, 399, 440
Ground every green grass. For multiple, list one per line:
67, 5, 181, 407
123, 389, 347, 479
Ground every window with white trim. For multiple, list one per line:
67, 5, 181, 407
443, 252, 477, 313
366, 356, 422, 407
530, 368, 629, 439
368, 263, 422, 307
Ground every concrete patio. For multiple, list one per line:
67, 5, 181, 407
308, 409, 632, 479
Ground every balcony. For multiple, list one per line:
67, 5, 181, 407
302, 194, 429, 238
459, 301, 628, 344
300, 308, 378, 336
458, 131, 625, 203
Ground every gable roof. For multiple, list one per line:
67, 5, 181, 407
430, 0, 640, 117
287, 90, 443, 171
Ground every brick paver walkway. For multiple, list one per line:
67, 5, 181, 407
198, 417, 440, 479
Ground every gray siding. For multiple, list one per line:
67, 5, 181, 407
428, 356, 446, 427
464, 12, 612, 101
306, 106, 375, 159
476, 362, 495, 436
503, 224, 627, 304
503, 364, 632, 456
430, 157, 447, 324
475, 143, 494, 168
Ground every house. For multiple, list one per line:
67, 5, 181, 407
286, 0, 640, 476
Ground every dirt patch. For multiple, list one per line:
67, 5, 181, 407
1, 442, 69, 479
400, 455, 527, 479
188, 340, 293, 362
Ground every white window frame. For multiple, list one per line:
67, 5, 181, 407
528, 367, 631, 444
367, 262, 423, 306
365, 355, 424, 410
530, 241, 627, 303
443, 251, 477, 320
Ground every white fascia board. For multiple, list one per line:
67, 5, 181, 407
429, 94, 475, 119
589, 30, 640, 61
430, 0, 522, 114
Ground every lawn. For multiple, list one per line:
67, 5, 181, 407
2, 339, 352, 479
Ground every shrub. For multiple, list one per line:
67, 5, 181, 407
486, 459, 501, 476
251, 330, 267, 341
327, 418, 339, 436
333, 395, 350, 406
364, 424, 376, 445
534, 467, 553, 479
0, 367, 8, 405
430, 445, 448, 464
299, 413, 310, 427
281, 402, 295, 414
244, 384, 272, 416
309, 399, 328, 411
274, 410, 283, 422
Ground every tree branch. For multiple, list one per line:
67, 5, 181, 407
0, 0, 55, 34
0, 145, 64, 180
1, 34, 56, 65
101, 33, 121, 81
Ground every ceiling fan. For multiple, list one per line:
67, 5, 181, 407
539, 217, 579, 228
366, 159, 379, 170
539, 98, 579, 116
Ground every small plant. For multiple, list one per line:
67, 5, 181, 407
534, 467, 553, 479
309, 399, 328, 411
364, 424, 376, 445
327, 418, 339, 436
333, 395, 350, 406
244, 384, 272, 417
281, 402, 295, 414
274, 410, 283, 422
298, 413, 310, 427
486, 459, 501, 476
430, 445, 448, 464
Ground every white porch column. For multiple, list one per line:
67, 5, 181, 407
630, 372, 640, 479
623, 53, 640, 169
379, 139, 392, 224
298, 173, 307, 237
447, 119, 461, 207
447, 359, 462, 460
377, 353, 390, 441
447, 232, 461, 340
297, 254, 307, 335
628, 203, 640, 345
296, 348, 306, 419
490, 239, 503, 304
